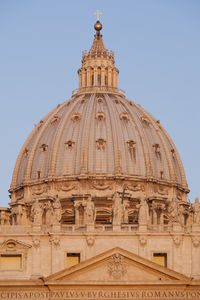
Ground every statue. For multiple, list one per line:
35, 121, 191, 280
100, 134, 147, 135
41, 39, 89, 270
112, 192, 124, 226
193, 197, 200, 224
168, 198, 179, 224
84, 195, 96, 225
136, 197, 149, 225
52, 195, 62, 224
31, 199, 43, 225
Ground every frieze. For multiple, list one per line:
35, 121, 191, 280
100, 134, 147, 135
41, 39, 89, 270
0, 289, 200, 299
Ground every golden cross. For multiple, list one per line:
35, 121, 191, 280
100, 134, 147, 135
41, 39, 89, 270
94, 9, 103, 21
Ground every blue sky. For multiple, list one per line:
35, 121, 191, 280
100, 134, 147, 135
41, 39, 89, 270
0, 0, 199, 206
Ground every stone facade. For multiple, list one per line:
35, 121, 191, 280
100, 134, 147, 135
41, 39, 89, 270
0, 19, 200, 298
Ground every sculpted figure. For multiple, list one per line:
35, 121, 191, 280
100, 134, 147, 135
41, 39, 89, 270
112, 192, 123, 226
52, 196, 62, 224
0, 210, 10, 225
11, 204, 25, 225
178, 205, 185, 226
31, 199, 43, 225
84, 195, 96, 225
193, 197, 200, 224
168, 198, 179, 224
136, 197, 149, 225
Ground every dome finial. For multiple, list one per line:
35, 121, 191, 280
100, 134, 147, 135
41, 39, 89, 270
94, 9, 103, 32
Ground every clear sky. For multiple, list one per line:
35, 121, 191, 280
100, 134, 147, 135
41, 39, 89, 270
0, 0, 199, 206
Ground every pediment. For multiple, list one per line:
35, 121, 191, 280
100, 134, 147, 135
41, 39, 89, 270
0, 239, 32, 251
45, 247, 188, 284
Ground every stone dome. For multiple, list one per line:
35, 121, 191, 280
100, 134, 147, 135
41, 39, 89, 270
10, 22, 188, 206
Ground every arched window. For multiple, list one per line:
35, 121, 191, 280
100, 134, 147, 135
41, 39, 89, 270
105, 68, 108, 86
97, 67, 101, 86
111, 69, 114, 87
84, 69, 87, 87
90, 68, 94, 86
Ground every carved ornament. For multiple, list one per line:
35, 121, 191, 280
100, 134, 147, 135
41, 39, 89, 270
154, 185, 168, 196
173, 236, 182, 246
139, 236, 147, 246
107, 253, 127, 279
16, 189, 24, 200
32, 185, 47, 196
90, 180, 112, 190
32, 238, 40, 248
56, 183, 78, 192
50, 236, 60, 248
86, 236, 95, 246
125, 184, 144, 192
192, 237, 200, 247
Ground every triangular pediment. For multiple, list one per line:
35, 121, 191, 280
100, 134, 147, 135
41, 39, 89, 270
0, 239, 31, 250
45, 247, 189, 284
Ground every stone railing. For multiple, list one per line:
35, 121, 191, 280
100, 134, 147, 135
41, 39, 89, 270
0, 224, 194, 234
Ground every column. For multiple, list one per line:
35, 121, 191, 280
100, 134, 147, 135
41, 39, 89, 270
50, 236, 61, 274
192, 238, 200, 278
31, 237, 41, 278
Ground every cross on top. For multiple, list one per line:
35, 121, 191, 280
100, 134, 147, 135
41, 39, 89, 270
94, 9, 103, 21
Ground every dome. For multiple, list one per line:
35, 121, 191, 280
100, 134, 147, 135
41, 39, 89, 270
10, 21, 188, 207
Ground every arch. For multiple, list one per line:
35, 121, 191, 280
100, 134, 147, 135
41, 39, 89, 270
97, 67, 101, 86
105, 68, 108, 86
90, 68, 94, 86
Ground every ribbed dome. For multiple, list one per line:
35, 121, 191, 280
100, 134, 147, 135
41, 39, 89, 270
11, 92, 187, 191
10, 22, 189, 205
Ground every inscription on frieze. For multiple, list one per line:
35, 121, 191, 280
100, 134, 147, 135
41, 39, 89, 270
0, 289, 200, 299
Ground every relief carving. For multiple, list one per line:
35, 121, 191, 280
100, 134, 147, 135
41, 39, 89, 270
154, 185, 168, 196
32, 238, 40, 248
86, 236, 95, 246
90, 180, 112, 190
139, 236, 147, 246
107, 253, 127, 279
125, 184, 144, 192
192, 237, 200, 247
56, 183, 77, 192
176, 191, 182, 200
16, 189, 24, 200
32, 185, 47, 196
50, 236, 60, 248
173, 236, 182, 246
